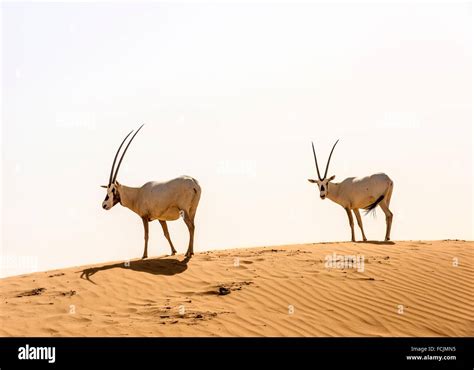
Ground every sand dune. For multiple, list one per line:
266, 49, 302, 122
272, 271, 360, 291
0, 240, 472, 336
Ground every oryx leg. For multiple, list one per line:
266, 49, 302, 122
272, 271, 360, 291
182, 211, 195, 258
353, 209, 367, 242
379, 202, 393, 241
159, 220, 177, 256
141, 217, 149, 259
345, 208, 356, 242
385, 181, 394, 208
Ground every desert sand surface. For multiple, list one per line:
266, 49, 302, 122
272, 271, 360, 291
0, 240, 472, 337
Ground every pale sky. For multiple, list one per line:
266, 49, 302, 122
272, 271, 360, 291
1, 2, 472, 277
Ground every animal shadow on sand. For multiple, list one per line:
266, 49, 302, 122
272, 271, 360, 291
356, 240, 395, 245
80, 256, 190, 284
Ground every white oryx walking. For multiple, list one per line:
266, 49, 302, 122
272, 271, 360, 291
101, 125, 201, 258
307, 140, 394, 242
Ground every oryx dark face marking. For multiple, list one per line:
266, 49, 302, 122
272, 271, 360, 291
102, 184, 120, 210
316, 179, 330, 199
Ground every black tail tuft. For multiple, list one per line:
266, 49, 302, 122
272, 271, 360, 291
364, 195, 384, 216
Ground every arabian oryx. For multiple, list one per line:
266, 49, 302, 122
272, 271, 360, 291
101, 125, 201, 258
307, 140, 394, 242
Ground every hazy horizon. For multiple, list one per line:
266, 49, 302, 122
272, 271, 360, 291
1, 2, 472, 277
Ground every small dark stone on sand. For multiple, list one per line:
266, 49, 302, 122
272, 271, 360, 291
218, 287, 231, 296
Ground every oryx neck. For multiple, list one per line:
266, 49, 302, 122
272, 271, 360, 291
117, 184, 141, 214
326, 182, 341, 204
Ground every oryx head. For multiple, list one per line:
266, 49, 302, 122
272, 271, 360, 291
307, 140, 339, 200
101, 124, 144, 210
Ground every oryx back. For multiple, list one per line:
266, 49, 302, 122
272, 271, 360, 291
137, 176, 201, 221
338, 173, 393, 209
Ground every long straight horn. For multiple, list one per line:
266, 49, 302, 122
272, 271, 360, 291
323, 139, 339, 179
312, 142, 323, 181
108, 130, 134, 186
112, 124, 145, 183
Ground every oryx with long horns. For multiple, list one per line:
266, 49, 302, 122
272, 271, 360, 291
101, 124, 201, 258
308, 140, 394, 242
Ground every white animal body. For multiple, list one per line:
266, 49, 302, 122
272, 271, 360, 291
102, 125, 201, 258
308, 141, 394, 242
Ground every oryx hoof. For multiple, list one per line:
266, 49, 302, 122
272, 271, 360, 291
363, 238, 367, 242
171, 251, 177, 256
142, 255, 148, 259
